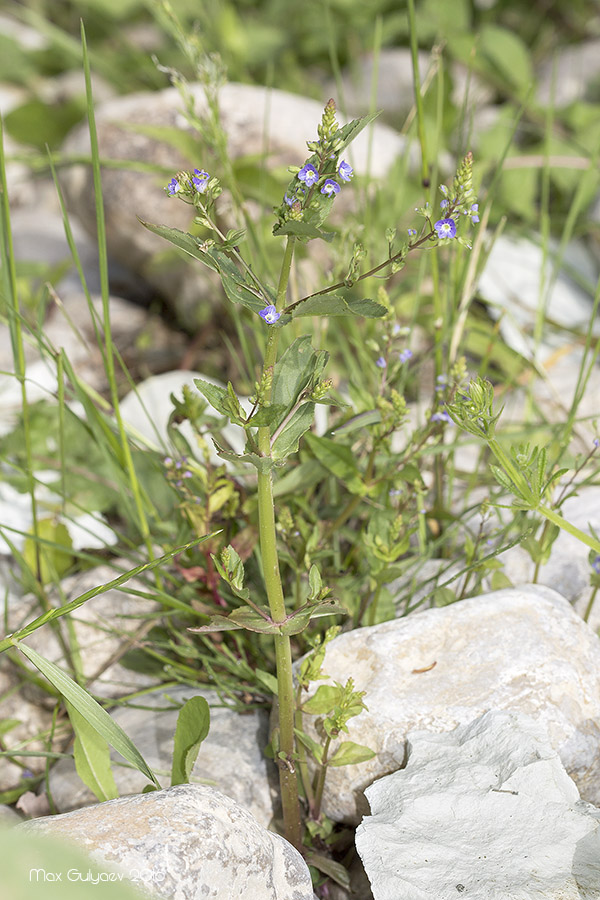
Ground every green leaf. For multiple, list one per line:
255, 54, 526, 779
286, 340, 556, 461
139, 221, 274, 314
171, 696, 210, 786
279, 599, 347, 636
479, 25, 533, 91
304, 433, 366, 495
189, 607, 278, 635
302, 684, 344, 715
0, 826, 149, 900
305, 853, 351, 889
193, 378, 230, 416
271, 403, 315, 461
271, 336, 328, 414
294, 727, 323, 764
332, 110, 380, 155
213, 442, 275, 474
188, 615, 245, 634
328, 740, 376, 767
331, 410, 382, 436
23, 519, 73, 585
291, 293, 387, 318
67, 702, 119, 803
273, 221, 335, 242
308, 564, 322, 600
15, 642, 159, 786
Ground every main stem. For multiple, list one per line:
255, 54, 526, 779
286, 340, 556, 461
256, 237, 303, 851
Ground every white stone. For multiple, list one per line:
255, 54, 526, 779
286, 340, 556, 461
119, 369, 250, 463
297, 585, 600, 823
21, 784, 314, 900
48, 685, 277, 828
356, 710, 600, 900
477, 234, 600, 359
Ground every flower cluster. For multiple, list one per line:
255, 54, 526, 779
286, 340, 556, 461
409, 152, 479, 248
164, 168, 220, 206
275, 99, 354, 228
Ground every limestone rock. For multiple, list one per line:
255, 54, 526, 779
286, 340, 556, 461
62, 83, 407, 325
477, 234, 600, 359
48, 685, 278, 828
21, 784, 314, 900
356, 710, 600, 900
298, 585, 600, 823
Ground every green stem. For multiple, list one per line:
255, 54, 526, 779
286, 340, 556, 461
311, 734, 332, 822
256, 237, 303, 850
584, 588, 598, 624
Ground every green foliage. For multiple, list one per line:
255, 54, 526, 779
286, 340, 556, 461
171, 696, 210, 785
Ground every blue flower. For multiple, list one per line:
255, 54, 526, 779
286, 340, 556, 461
440, 199, 449, 209
321, 179, 340, 196
298, 163, 319, 186
375, 356, 387, 368
434, 218, 457, 239
338, 160, 354, 182
592, 555, 600, 575
470, 203, 480, 224
166, 178, 180, 195
284, 193, 294, 206
431, 410, 453, 424
259, 305, 281, 324
408, 228, 417, 237
594, 438, 600, 448
192, 169, 210, 192
399, 349, 413, 363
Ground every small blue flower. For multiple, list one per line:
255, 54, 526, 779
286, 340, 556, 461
321, 179, 340, 196
259, 305, 281, 324
431, 410, 453, 424
592, 555, 600, 574
399, 349, 413, 363
408, 228, 417, 237
470, 203, 480, 224
434, 218, 457, 239
192, 169, 210, 192
163, 456, 173, 465
298, 163, 319, 186
439, 184, 448, 195
284, 193, 294, 206
440, 199, 449, 209
375, 356, 387, 368
338, 160, 354, 182
166, 178, 180, 195
594, 438, 600, 448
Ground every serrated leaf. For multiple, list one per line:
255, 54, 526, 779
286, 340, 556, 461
273, 220, 334, 242
228, 606, 279, 633
188, 615, 245, 634
302, 684, 344, 715
171, 696, 210, 786
291, 293, 387, 318
67, 702, 118, 803
17, 642, 158, 786
193, 378, 230, 416
294, 727, 324, 764
279, 599, 347, 635
271, 403, 315, 461
333, 110, 380, 154
328, 740, 376, 767
213, 442, 275, 474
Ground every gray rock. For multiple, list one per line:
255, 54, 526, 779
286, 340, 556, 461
62, 82, 408, 326
536, 39, 600, 108
477, 234, 600, 359
21, 784, 314, 900
48, 685, 278, 828
0, 804, 21, 825
356, 710, 600, 900
328, 49, 493, 120
297, 585, 600, 824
